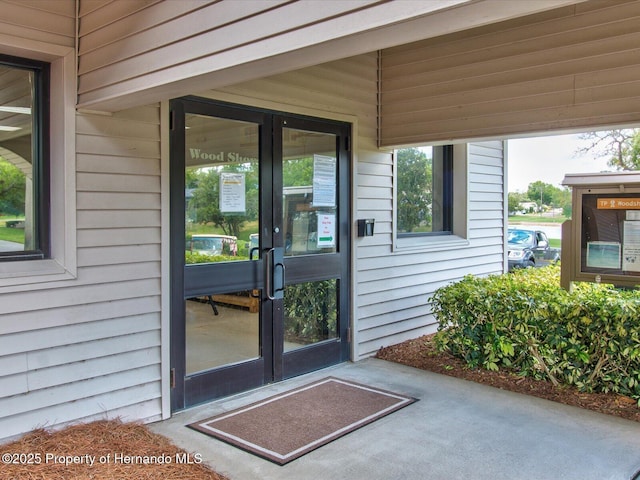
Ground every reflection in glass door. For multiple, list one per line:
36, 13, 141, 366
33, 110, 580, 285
284, 279, 338, 352
281, 128, 339, 352
184, 114, 261, 375
185, 295, 259, 373
275, 117, 350, 379
170, 101, 271, 409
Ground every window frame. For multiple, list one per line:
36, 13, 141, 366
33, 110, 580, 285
0, 54, 50, 261
0, 42, 77, 288
393, 143, 468, 252
396, 144, 454, 239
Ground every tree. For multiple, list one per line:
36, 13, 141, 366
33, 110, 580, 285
396, 148, 432, 232
283, 157, 313, 188
526, 181, 555, 209
189, 162, 259, 238
0, 158, 26, 216
508, 192, 526, 214
577, 129, 640, 171
550, 186, 571, 210
525, 181, 570, 216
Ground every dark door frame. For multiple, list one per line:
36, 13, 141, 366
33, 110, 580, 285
169, 97, 351, 411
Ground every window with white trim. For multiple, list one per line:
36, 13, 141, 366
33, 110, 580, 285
396, 145, 453, 236
0, 54, 49, 261
0, 44, 76, 287
394, 143, 468, 251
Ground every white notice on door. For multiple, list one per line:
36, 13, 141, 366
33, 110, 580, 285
317, 213, 336, 248
312, 155, 336, 207
220, 173, 246, 213
623, 221, 640, 272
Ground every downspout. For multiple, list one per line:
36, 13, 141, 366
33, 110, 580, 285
503, 140, 509, 273
75, 0, 79, 106
376, 49, 382, 149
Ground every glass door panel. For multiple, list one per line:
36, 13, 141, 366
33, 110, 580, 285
279, 122, 346, 373
282, 128, 338, 256
186, 292, 260, 374
283, 279, 338, 352
185, 114, 260, 264
184, 114, 262, 378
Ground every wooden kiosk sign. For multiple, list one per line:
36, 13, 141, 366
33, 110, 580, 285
561, 172, 640, 289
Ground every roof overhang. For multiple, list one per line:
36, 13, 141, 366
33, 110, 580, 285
77, 0, 586, 112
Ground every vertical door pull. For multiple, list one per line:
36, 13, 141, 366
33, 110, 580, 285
274, 262, 285, 296
264, 248, 275, 300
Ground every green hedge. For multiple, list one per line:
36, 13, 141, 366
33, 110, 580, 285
184, 251, 240, 264
432, 265, 640, 402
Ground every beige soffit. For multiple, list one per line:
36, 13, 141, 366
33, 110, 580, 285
379, 0, 640, 146
77, 0, 584, 112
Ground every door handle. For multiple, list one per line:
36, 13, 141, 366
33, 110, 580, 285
264, 248, 275, 300
264, 247, 285, 301
274, 261, 285, 297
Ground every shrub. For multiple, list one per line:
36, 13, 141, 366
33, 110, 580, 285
284, 279, 337, 344
184, 251, 238, 264
432, 265, 640, 402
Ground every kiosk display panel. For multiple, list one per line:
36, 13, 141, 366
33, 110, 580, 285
562, 173, 640, 288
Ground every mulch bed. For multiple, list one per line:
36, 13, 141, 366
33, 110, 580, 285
376, 334, 640, 423
0, 419, 228, 480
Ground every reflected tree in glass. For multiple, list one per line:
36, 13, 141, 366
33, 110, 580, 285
284, 279, 338, 347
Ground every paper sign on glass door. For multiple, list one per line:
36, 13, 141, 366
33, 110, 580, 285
220, 173, 246, 213
312, 155, 336, 207
317, 213, 336, 248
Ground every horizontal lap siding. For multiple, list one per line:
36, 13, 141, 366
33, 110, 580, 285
76, 0, 380, 107
75, 0, 502, 111
0, 103, 163, 439
0, 0, 75, 48
216, 55, 379, 145
357, 141, 505, 358
379, 0, 640, 146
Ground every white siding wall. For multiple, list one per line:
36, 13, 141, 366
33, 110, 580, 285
0, 92, 163, 441
356, 141, 505, 357
208, 55, 506, 360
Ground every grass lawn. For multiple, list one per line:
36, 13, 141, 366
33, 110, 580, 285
0, 216, 24, 244
508, 214, 568, 224
0, 226, 25, 244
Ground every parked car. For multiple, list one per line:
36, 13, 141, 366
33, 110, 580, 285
189, 234, 238, 256
507, 228, 560, 270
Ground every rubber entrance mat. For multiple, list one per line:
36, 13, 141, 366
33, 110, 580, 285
188, 377, 417, 465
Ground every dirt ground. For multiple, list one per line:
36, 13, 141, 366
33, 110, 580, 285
376, 334, 640, 423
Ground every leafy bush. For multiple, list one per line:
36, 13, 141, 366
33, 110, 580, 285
184, 251, 239, 264
284, 279, 337, 344
432, 265, 640, 402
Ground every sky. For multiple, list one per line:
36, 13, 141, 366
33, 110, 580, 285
507, 133, 612, 193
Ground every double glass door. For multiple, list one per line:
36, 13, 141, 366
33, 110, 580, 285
170, 98, 350, 409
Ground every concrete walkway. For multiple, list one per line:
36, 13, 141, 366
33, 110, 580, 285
150, 358, 640, 480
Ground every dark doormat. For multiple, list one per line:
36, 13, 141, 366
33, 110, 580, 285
188, 377, 417, 465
